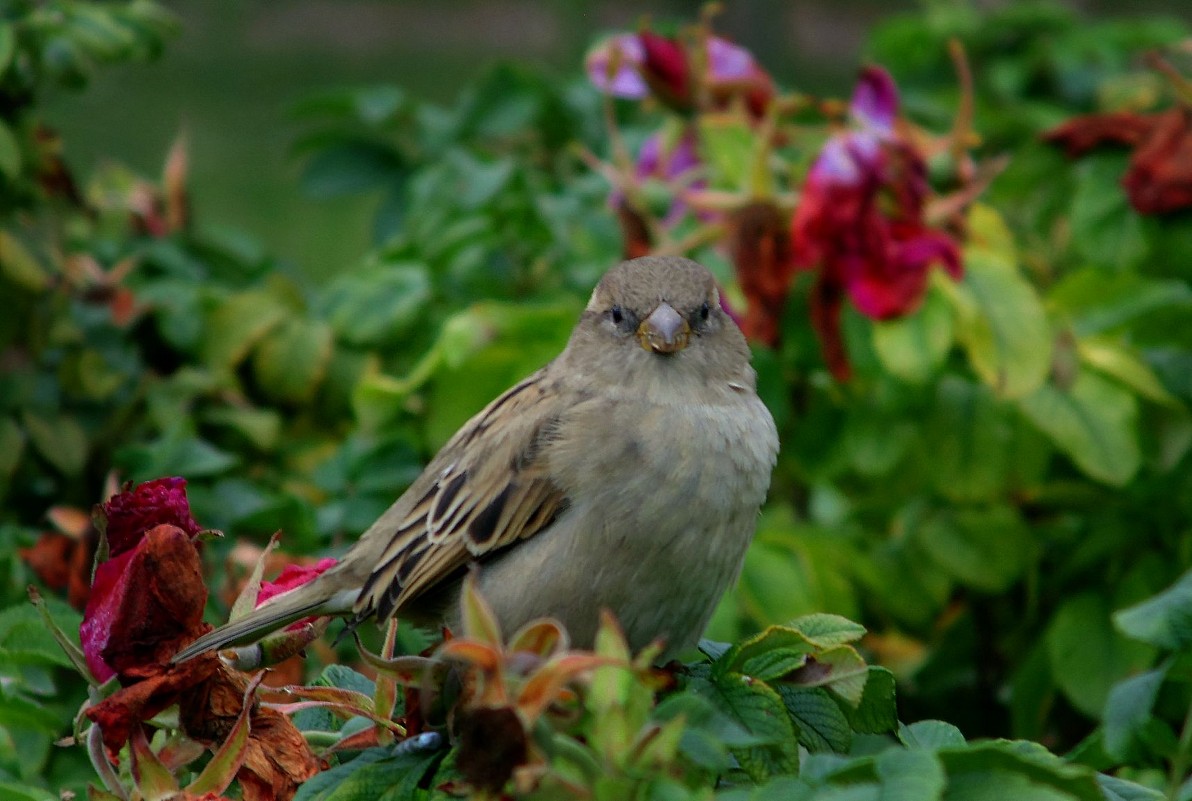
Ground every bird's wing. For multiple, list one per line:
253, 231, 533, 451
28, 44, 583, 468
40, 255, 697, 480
354, 366, 571, 623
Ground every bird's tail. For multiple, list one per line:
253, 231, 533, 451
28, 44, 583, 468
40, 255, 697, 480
173, 577, 359, 664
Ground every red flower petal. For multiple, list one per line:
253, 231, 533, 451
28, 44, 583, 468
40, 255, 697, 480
81, 524, 210, 681
100, 477, 202, 558
257, 556, 338, 631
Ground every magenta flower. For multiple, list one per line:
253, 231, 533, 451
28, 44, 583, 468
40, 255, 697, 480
586, 31, 772, 115
792, 66, 962, 380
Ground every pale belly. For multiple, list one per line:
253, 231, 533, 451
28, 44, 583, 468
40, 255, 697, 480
460, 393, 777, 657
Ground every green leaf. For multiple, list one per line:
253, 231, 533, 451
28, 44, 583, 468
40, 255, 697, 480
925, 377, 1011, 502
778, 686, 852, 753
875, 748, 945, 801
1018, 370, 1140, 486
0, 230, 51, 291
697, 113, 756, 192
897, 720, 965, 750
1078, 338, 1182, 408
1046, 593, 1156, 717
201, 289, 289, 370
946, 249, 1051, 399
251, 318, 334, 404
1048, 270, 1192, 337
321, 262, 430, 346
688, 673, 800, 781
0, 24, 15, 76
21, 411, 87, 476
1101, 666, 1168, 761
296, 747, 442, 801
0, 119, 20, 179
1097, 774, 1165, 801
1069, 153, 1147, 272
914, 505, 1035, 593
845, 667, 898, 735
0, 417, 24, 479
714, 626, 816, 680
789, 614, 867, 647
872, 287, 954, 384
937, 741, 1104, 801
0, 783, 57, 801
1113, 569, 1192, 650
300, 140, 404, 199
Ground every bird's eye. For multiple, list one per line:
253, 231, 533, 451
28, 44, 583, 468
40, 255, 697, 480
610, 305, 624, 325
700, 301, 711, 321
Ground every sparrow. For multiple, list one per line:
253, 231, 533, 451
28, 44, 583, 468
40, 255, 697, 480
175, 255, 778, 662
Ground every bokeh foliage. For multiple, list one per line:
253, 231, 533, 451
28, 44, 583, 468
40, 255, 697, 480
2, 1, 1192, 799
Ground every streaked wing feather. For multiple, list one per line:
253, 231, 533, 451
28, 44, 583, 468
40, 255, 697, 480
356, 368, 568, 622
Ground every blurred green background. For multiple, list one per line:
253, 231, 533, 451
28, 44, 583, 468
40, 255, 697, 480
44, 0, 1191, 285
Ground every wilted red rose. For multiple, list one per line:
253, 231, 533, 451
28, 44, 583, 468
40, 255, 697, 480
99, 476, 202, 558
1044, 106, 1192, 215
792, 66, 962, 380
81, 523, 212, 683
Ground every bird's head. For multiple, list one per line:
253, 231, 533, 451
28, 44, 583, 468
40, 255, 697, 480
566, 256, 753, 394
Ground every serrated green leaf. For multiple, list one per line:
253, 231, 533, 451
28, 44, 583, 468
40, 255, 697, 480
1102, 666, 1168, 761
1113, 569, 1192, 650
1047, 593, 1156, 717
789, 614, 867, 647
845, 667, 898, 735
714, 626, 816, 680
298, 748, 440, 801
778, 686, 852, 753
947, 249, 1051, 399
251, 317, 334, 404
898, 720, 965, 750
1018, 370, 1140, 487
872, 287, 954, 384
0, 119, 21, 179
688, 673, 800, 781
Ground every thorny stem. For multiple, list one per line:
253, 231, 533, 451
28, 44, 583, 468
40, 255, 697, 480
1168, 696, 1192, 800
947, 38, 976, 185
1145, 51, 1192, 107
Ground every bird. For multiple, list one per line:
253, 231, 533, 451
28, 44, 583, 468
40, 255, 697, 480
174, 255, 779, 663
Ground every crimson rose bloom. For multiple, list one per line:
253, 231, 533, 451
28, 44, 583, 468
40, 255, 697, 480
792, 66, 962, 380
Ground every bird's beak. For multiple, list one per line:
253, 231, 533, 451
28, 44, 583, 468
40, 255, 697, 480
637, 302, 690, 354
